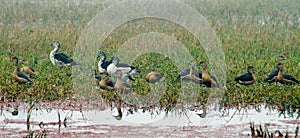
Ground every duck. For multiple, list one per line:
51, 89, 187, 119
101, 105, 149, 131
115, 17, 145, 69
177, 61, 202, 84
265, 54, 287, 82
107, 56, 139, 80
49, 41, 77, 67
198, 62, 218, 87
97, 52, 113, 73
20, 60, 36, 76
114, 70, 132, 94
11, 57, 33, 84
234, 66, 256, 85
269, 63, 299, 85
146, 71, 163, 83
99, 72, 115, 90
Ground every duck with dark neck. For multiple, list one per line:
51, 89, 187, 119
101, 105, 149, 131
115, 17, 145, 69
11, 57, 32, 84
234, 66, 256, 85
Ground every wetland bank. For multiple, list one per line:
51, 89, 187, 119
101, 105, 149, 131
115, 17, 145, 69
0, 0, 299, 137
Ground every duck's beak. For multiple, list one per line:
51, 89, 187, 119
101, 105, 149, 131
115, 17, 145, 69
49, 43, 53, 46
195, 64, 200, 67
283, 57, 288, 60
19, 61, 24, 64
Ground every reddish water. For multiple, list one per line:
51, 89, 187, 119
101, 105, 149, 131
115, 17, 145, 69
0, 100, 298, 137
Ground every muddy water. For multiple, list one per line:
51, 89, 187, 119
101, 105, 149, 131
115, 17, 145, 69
0, 101, 299, 137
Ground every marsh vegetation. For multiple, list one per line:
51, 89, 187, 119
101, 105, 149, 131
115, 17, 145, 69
0, 0, 299, 136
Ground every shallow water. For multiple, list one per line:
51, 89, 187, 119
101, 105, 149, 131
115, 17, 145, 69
0, 101, 299, 137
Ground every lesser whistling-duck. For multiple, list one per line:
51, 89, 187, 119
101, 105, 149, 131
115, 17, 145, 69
99, 72, 115, 90
146, 71, 163, 83
234, 66, 256, 85
270, 63, 299, 85
97, 52, 113, 73
178, 61, 202, 84
49, 41, 77, 67
20, 60, 36, 76
114, 70, 132, 94
265, 54, 287, 82
11, 57, 32, 84
198, 62, 218, 87
107, 56, 139, 80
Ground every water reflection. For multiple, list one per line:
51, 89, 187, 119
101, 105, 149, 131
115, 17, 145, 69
0, 101, 299, 137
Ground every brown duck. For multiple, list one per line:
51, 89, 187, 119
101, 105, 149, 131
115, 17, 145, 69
198, 62, 218, 87
20, 60, 36, 76
99, 72, 114, 90
114, 70, 132, 94
11, 57, 32, 84
177, 61, 202, 84
270, 63, 299, 85
146, 71, 163, 83
265, 54, 287, 82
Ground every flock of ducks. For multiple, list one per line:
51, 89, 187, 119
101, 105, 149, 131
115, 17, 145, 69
95, 51, 162, 93
234, 55, 299, 85
11, 41, 299, 92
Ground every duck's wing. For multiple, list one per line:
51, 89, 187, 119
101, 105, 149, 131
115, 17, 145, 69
117, 63, 138, 70
195, 72, 202, 79
94, 74, 102, 81
211, 75, 218, 81
29, 67, 35, 72
116, 63, 138, 74
265, 70, 278, 81
16, 72, 32, 83
210, 75, 219, 86
235, 73, 253, 82
283, 74, 299, 84
123, 82, 132, 89
154, 73, 163, 79
117, 63, 131, 68
177, 69, 190, 78
106, 79, 115, 88
55, 53, 75, 64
